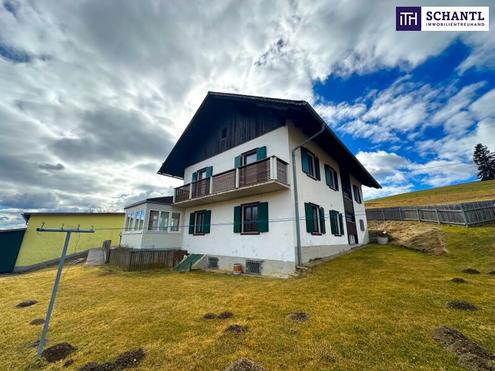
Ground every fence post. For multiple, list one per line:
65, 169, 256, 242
399, 208, 403, 220
381, 209, 385, 221
435, 208, 440, 224
460, 205, 468, 226
416, 208, 420, 222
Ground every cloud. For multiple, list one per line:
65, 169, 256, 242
38, 162, 64, 171
0, 192, 58, 209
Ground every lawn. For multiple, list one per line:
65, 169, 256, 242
365, 180, 495, 209
1, 225, 494, 370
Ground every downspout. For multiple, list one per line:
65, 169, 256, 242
291, 117, 327, 267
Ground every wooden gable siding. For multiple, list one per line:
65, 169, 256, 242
187, 100, 285, 165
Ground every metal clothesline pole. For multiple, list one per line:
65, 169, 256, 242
35, 225, 95, 356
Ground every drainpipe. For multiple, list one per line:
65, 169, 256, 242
291, 118, 327, 267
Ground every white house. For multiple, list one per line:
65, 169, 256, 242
125, 92, 380, 276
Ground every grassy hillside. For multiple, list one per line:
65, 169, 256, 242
1, 225, 494, 370
366, 180, 495, 209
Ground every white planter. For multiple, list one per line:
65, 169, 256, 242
377, 235, 389, 245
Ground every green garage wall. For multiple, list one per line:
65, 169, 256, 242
0, 229, 26, 273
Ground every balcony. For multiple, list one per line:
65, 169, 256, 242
174, 156, 289, 207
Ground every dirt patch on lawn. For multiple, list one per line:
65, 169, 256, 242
41, 343, 76, 363
218, 311, 234, 319
15, 299, 37, 308
225, 325, 248, 335
432, 326, 495, 371
489, 271, 495, 275
287, 312, 309, 322
462, 268, 481, 274
225, 357, 265, 371
79, 348, 145, 370
30, 318, 45, 325
203, 313, 217, 320
447, 300, 479, 311
451, 277, 468, 283
368, 221, 447, 254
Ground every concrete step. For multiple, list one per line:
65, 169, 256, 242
85, 248, 105, 266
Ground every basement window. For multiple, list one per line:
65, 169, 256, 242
246, 260, 262, 275
208, 257, 219, 269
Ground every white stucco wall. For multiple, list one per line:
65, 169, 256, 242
287, 121, 349, 248
350, 174, 369, 244
121, 202, 183, 249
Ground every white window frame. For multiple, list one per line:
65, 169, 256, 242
147, 210, 181, 233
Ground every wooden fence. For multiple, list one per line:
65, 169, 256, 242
108, 248, 187, 271
366, 199, 495, 226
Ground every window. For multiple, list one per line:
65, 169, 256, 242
147, 210, 180, 232
159, 212, 169, 231
197, 168, 207, 180
242, 204, 258, 233
208, 257, 219, 269
233, 202, 269, 234
330, 210, 344, 236
324, 165, 339, 190
170, 213, 180, 232
148, 210, 159, 231
359, 219, 365, 231
189, 210, 211, 235
241, 149, 258, 166
125, 209, 145, 231
246, 260, 262, 275
345, 212, 355, 223
353, 185, 362, 204
192, 166, 213, 182
304, 203, 326, 235
235, 147, 267, 168
301, 147, 320, 180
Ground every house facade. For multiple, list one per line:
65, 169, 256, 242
124, 92, 380, 276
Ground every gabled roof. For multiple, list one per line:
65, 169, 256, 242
158, 91, 381, 189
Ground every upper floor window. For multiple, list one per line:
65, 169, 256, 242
304, 202, 326, 235
324, 165, 339, 190
233, 202, 269, 234
192, 166, 213, 182
353, 185, 362, 204
301, 147, 321, 180
241, 149, 258, 166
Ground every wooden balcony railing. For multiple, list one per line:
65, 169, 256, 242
174, 156, 289, 203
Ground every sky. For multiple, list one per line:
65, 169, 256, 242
0, 0, 494, 228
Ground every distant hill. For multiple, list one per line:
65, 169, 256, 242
365, 180, 495, 209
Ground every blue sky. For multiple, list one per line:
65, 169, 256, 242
0, 1, 494, 228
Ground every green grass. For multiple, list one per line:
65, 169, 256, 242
366, 180, 495, 209
1, 225, 494, 370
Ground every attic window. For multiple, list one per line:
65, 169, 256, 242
246, 260, 262, 275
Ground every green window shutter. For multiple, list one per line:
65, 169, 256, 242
301, 148, 310, 174
257, 202, 269, 232
234, 155, 241, 168
233, 206, 241, 233
324, 165, 332, 187
203, 210, 211, 234
338, 213, 344, 235
314, 156, 321, 180
334, 171, 339, 191
319, 207, 326, 234
330, 210, 337, 235
206, 166, 213, 178
256, 146, 267, 161
188, 212, 195, 234
304, 202, 313, 233
192, 172, 198, 182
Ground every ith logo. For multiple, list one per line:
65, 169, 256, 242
396, 6, 422, 31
